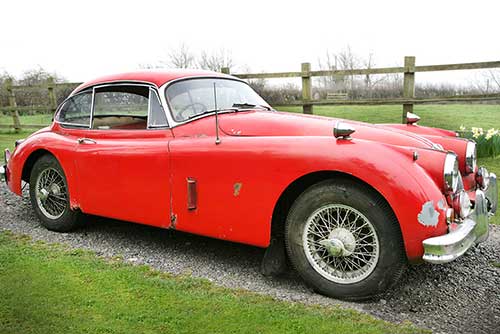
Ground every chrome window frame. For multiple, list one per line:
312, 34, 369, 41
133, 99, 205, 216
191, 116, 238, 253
55, 81, 170, 130
158, 76, 271, 128
147, 87, 169, 129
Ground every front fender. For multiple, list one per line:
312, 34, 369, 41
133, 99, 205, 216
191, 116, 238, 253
270, 137, 449, 261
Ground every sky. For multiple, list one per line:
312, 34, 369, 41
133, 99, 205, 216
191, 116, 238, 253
1, 0, 499, 85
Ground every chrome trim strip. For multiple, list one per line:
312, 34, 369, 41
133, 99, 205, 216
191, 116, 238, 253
71, 80, 158, 97
89, 86, 96, 129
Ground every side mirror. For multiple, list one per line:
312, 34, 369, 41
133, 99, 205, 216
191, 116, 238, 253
406, 112, 420, 125
333, 121, 355, 140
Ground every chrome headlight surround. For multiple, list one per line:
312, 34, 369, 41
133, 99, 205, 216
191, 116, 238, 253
453, 190, 472, 218
444, 153, 460, 193
476, 166, 490, 189
465, 141, 477, 174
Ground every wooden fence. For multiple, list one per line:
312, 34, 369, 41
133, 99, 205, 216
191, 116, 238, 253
222, 56, 500, 122
0, 79, 80, 131
1, 56, 500, 132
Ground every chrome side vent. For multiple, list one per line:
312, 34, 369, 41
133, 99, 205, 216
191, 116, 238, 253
333, 122, 355, 140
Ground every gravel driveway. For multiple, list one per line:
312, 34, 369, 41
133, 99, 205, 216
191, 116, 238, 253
1, 182, 499, 334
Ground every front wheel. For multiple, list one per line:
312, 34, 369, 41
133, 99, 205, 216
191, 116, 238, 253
285, 179, 406, 300
29, 154, 81, 232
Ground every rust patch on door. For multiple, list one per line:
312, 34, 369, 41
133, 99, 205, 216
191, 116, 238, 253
233, 182, 242, 196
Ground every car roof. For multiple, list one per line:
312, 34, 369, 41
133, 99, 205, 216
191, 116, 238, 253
72, 69, 232, 95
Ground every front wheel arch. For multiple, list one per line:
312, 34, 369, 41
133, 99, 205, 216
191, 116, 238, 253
270, 171, 401, 242
284, 178, 406, 300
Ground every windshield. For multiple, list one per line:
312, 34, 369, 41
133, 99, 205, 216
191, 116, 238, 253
165, 78, 270, 122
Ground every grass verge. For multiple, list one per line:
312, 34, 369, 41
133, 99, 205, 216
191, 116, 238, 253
0, 231, 424, 334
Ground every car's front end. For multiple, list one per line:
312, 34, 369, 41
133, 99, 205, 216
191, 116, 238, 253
381, 120, 497, 264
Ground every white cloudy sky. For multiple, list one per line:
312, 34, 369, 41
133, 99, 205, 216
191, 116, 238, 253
1, 0, 499, 84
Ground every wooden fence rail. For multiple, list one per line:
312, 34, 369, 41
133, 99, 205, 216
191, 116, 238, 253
1, 56, 499, 132
0, 80, 81, 132
222, 56, 500, 123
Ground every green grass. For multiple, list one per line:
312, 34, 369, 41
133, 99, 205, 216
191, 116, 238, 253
0, 232, 424, 334
0, 113, 53, 126
481, 157, 500, 225
278, 104, 500, 130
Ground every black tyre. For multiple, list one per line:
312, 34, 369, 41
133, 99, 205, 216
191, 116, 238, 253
285, 178, 406, 300
29, 154, 81, 232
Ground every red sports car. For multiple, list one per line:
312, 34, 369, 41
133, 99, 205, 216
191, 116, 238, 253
2, 70, 497, 300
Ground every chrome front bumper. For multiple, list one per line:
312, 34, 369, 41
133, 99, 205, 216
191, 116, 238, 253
422, 173, 497, 264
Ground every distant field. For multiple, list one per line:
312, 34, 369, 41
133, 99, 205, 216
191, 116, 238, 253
277, 104, 500, 130
0, 113, 52, 127
1, 104, 500, 132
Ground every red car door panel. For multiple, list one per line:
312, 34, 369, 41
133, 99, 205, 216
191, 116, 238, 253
75, 129, 173, 227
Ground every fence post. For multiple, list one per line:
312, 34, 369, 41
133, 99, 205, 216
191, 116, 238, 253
221, 67, 230, 74
47, 77, 57, 112
301, 62, 313, 114
5, 78, 21, 133
402, 56, 415, 124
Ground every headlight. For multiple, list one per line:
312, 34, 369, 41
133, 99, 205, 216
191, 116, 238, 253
444, 153, 459, 192
453, 190, 472, 218
465, 141, 477, 174
476, 166, 490, 189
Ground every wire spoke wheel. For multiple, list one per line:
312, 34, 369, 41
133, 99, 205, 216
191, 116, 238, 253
35, 167, 68, 220
303, 204, 380, 284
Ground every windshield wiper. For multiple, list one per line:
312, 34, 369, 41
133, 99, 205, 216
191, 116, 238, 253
232, 103, 272, 111
184, 108, 238, 120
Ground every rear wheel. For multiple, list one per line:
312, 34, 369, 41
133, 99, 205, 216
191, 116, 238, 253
285, 179, 406, 300
29, 154, 81, 232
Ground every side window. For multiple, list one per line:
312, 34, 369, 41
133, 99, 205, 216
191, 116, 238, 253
93, 86, 149, 130
56, 91, 92, 127
149, 89, 168, 127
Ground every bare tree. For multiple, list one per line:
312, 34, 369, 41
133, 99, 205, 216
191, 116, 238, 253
17, 67, 64, 86
317, 46, 361, 94
198, 49, 233, 72
362, 52, 388, 98
167, 43, 196, 69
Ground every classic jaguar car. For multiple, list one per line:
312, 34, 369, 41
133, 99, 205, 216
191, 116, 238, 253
1, 70, 497, 300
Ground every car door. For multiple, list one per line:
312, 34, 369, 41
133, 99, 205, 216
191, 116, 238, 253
74, 84, 173, 227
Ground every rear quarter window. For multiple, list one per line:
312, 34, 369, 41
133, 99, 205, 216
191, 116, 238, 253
56, 91, 92, 127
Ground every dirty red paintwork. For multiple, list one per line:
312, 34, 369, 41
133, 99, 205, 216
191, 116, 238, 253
5, 71, 475, 262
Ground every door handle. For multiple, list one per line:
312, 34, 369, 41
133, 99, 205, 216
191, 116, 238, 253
77, 138, 97, 145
